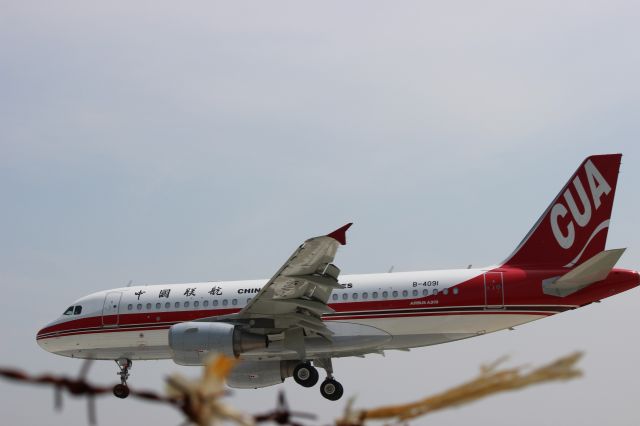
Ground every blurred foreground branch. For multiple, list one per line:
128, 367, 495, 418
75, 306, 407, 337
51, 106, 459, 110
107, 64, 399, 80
1, 352, 583, 426
337, 351, 584, 425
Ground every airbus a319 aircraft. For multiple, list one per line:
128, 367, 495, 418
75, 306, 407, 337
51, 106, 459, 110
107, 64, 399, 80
37, 154, 639, 401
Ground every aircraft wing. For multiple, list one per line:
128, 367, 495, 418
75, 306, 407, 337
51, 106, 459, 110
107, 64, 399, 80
198, 223, 352, 343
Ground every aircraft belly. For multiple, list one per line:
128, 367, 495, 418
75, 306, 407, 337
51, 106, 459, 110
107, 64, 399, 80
38, 329, 172, 360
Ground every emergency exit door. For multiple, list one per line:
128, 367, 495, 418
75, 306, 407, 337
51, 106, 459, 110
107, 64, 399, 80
484, 272, 504, 309
102, 291, 122, 327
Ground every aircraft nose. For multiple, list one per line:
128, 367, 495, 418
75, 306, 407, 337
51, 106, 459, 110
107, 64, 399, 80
36, 323, 57, 353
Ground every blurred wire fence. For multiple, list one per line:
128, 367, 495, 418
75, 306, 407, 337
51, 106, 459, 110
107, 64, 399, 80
0, 352, 583, 426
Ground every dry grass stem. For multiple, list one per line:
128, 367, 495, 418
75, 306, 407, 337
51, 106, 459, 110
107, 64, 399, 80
166, 355, 254, 426
338, 352, 583, 425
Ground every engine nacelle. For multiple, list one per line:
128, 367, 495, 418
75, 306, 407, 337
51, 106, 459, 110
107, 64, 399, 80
227, 360, 297, 389
168, 322, 267, 366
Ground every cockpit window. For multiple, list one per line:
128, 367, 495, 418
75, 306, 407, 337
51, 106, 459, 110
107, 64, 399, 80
63, 306, 74, 315
74, 306, 82, 315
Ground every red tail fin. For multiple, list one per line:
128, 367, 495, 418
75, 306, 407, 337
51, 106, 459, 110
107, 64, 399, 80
502, 154, 622, 268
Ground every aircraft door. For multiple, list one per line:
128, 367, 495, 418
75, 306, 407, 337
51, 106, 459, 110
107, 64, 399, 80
484, 272, 504, 309
102, 291, 122, 327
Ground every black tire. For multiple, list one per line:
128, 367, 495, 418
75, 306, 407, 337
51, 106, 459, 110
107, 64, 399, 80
292, 363, 319, 388
320, 378, 343, 401
113, 384, 130, 399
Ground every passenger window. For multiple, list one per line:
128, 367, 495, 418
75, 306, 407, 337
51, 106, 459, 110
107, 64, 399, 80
422, 289, 428, 296
146, 303, 151, 310
382, 291, 389, 298
74, 306, 82, 315
402, 290, 408, 297
453, 288, 459, 295
372, 292, 378, 299
392, 291, 398, 298
128, 304, 133, 311
232, 299, 238, 306
443, 288, 449, 295
353, 293, 358, 300
184, 301, 190, 308
175, 302, 180, 308
362, 292, 368, 300
342, 293, 348, 300
165, 302, 170, 309
63, 306, 74, 315
194, 301, 199, 308
156, 303, 161, 309
412, 290, 418, 297
222, 299, 229, 306
332, 294, 338, 301
203, 300, 209, 307
137, 304, 142, 310
213, 300, 219, 306
432, 289, 438, 296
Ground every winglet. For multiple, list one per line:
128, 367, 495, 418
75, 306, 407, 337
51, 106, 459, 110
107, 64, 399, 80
326, 223, 353, 245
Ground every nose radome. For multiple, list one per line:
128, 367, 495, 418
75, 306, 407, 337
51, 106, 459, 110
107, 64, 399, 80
36, 323, 57, 353
36, 328, 50, 352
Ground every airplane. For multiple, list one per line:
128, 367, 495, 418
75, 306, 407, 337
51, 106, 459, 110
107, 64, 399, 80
37, 153, 639, 401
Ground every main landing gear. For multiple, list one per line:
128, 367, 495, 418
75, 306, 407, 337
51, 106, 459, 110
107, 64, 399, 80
292, 358, 343, 401
113, 358, 132, 399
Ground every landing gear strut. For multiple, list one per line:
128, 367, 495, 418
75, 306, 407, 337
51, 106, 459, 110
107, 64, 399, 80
113, 358, 132, 399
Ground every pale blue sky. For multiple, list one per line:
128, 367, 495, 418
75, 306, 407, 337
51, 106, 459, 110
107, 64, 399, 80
1, 1, 639, 425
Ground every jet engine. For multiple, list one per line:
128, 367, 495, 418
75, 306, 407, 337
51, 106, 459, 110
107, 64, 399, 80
227, 360, 297, 389
169, 322, 267, 366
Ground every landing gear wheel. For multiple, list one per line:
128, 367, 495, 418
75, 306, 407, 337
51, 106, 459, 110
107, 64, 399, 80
113, 383, 130, 399
320, 378, 343, 401
293, 363, 319, 388
114, 358, 132, 399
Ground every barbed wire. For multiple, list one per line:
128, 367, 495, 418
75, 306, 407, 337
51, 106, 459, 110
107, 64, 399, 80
0, 365, 313, 426
0, 352, 584, 426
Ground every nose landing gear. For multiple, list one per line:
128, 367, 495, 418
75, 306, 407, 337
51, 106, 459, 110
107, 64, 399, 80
113, 358, 132, 399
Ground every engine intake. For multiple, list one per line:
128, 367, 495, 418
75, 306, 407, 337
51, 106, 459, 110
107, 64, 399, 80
169, 322, 267, 366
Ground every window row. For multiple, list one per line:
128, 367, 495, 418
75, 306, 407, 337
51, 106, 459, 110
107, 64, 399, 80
331, 287, 459, 301
126, 298, 252, 311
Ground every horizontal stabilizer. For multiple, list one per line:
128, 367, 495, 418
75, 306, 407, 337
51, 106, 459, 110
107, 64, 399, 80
543, 248, 626, 297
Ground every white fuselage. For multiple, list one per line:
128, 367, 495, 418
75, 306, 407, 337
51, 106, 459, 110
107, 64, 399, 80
37, 268, 566, 361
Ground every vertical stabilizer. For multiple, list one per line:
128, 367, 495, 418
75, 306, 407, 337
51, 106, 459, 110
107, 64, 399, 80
502, 154, 622, 268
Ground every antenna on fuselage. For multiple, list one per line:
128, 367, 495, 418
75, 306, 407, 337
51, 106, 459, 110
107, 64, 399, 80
388, 265, 394, 273
467, 264, 472, 269
126, 280, 133, 287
